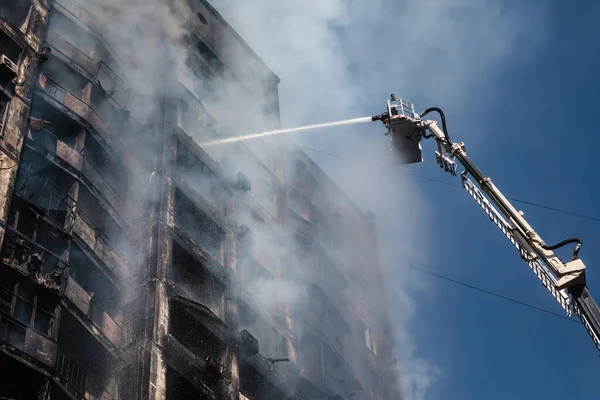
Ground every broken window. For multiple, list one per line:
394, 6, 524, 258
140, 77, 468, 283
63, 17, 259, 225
0, 0, 31, 27
0, 268, 58, 337
174, 188, 225, 262
172, 241, 225, 318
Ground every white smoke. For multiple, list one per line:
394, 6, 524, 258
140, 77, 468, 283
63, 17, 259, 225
51, 0, 555, 397
209, 0, 553, 398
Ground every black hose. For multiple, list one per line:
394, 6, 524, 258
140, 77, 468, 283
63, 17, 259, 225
541, 238, 582, 260
421, 107, 451, 143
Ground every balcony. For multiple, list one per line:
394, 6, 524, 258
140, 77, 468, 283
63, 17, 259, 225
175, 92, 220, 143
0, 312, 58, 368
1, 229, 68, 292
306, 283, 350, 341
0, 2, 31, 28
55, 350, 116, 400
302, 311, 344, 359
13, 159, 77, 232
163, 335, 216, 398
13, 156, 132, 274
53, 0, 101, 29
173, 188, 226, 266
240, 354, 295, 399
82, 156, 127, 211
287, 208, 313, 238
39, 76, 114, 144
46, 30, 96, 76
63, 277, 123, 349
316, 244, 349, 293
171, 172, 226, 226
71, 214, 131, 281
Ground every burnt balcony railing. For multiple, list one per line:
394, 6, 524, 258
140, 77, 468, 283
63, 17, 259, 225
0, 312, 58, 367
0, 312, 26, 349
96, 61, 131, 110
56, 350, 116, 400
29, 127, 127, 211
53, 0, 100, 28
56, 350, 87, 396
14, 159, 131, 262
2, 229, 68, 291
15, 159, 77, 230
46, 30, 96, 76
40, 77, 114, 143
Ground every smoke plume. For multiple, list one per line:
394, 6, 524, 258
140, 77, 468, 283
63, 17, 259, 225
49, 0, 554, 398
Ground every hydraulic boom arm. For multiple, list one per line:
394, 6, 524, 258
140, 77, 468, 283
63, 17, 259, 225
373, 95, 600, 351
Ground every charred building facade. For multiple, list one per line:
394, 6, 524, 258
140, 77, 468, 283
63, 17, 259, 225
0, 1, 402, 399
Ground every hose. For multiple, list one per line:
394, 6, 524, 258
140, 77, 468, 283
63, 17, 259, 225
541, 238, 582, 260
420, 107, 451, 143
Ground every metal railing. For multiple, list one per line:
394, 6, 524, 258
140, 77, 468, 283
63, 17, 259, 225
13, 159, 130, 261
96, 61, 131, 110
0, 312, 26, 350
56, 350, 117, 399
30, 128, 128, 221
30, 127, 126, 205
41, 77, 116, 141
2, 229, 68, 290
54, 0, 99, 27
46, 30, 96, 75
15, 159, 77, 229
56, 350, 89, 397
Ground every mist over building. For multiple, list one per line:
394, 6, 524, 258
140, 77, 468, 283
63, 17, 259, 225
0, 0, 402, 399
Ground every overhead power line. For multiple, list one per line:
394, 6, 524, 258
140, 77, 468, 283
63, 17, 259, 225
298, 145, 600, 223
408, 265, 582, 325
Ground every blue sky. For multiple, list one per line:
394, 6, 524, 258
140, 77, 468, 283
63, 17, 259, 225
215, 0, 600, 398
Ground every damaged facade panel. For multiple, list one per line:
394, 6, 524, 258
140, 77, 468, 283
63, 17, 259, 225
0, 1, 402, 399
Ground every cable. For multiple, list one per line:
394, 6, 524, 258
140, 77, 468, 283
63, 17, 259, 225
420, 107, 450, 143
297, 145, 600, 223
408, 265, 582, 324
541, 238, 582, 260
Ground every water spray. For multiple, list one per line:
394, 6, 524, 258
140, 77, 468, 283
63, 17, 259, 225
200, 116, 373, 147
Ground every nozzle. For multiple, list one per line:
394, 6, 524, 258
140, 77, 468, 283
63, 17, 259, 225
372, 112, 389, 122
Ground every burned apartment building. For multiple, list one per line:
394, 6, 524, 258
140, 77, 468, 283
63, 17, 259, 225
0, 0, 402, 399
